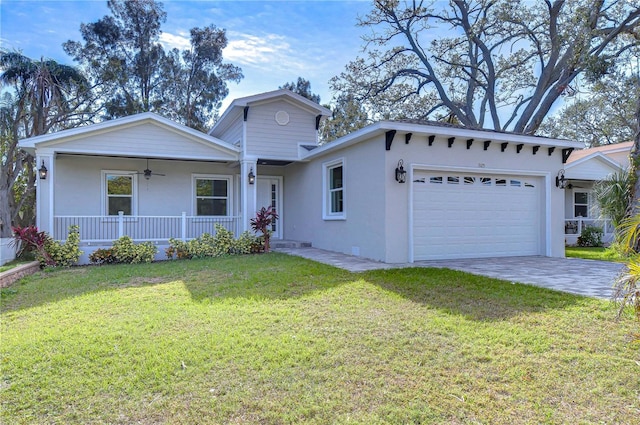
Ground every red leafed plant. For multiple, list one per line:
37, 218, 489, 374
11, 225, 54, 265
250, 206, 279, 253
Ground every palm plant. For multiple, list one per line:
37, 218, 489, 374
613, 213, 640, 324
250, 206, 279, 253
592, 170, 631, 229
0, 51, 90, 237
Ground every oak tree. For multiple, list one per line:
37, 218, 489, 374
331, 0, 640, 134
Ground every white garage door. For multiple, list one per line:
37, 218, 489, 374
412, 171, 543, 260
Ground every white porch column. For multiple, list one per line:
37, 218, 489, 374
240, 159, 257, 233
35, 152, 54, 236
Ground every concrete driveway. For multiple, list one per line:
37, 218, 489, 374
276, 247, 625, 299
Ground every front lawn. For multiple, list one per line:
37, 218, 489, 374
1, 254, 638, 424
565, 246, 626, 262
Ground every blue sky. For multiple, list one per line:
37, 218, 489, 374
1, 0, 374, 109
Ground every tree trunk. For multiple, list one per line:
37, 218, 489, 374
0, 184, 13, 238
629, 89, 640, 218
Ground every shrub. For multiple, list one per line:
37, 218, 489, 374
211, 224, 235, 256
166, 238, 192, 260
42, 225, 83, 267
11, 225, 51, 263
112, 236, 157, 264
233, 231, 261, 254
88, 249, 117, 265
166, 226, 261, 260
250, 206, 279, 252
577, 225, 604, 247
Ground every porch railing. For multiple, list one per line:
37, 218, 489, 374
54, 212, 242, 243
564, 218, 614, 237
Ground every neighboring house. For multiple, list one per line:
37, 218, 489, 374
19, 89, 582, 264
563, 142, 632, 245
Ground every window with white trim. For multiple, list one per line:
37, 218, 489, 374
194, 176, 230, 216
323, 159, 345, 219
103, 172, 136, 215
574, 191, 590, 218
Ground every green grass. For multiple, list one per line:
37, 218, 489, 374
0, 259, 32, 273
1, 253, 639, 424
565, 246, 627, 262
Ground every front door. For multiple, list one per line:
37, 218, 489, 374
256, 177, 281, 239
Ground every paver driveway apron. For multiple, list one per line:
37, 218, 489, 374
276, 248, 624, 299
416, 256, 624, 299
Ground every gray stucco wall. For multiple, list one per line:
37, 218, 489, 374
283, 139, 387, 261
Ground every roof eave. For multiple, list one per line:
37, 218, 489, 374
303, 122, 582, 160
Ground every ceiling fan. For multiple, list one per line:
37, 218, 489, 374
134, 159, 165, 180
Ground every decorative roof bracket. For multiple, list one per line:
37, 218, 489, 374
562, 148, 574, 164
385, 130, 397, 151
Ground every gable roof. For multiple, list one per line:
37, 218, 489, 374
564, 151, 624, 171
566, 141, 633, 164
210, 89, 331, 136
302, 120, 583, 160
19, 112, 240, 159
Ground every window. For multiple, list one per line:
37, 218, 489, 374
103, 172, 136, 216
323, 159, 345, 219
194, 176, 230, 216
574, 191, 589, 218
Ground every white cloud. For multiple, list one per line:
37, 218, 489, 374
223, 32, 307, 72
159, 32, 191, 51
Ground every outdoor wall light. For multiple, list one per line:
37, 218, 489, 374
395, 159, 406, 183
248, 168, 255, 185
38, 160, 48, 180
556, 169, 566, 189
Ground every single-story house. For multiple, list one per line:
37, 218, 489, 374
563, 141, 632, 244
19, 89, 583, 264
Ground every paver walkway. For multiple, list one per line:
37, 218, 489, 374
275, 247, 625, 299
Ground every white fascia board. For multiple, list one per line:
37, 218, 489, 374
229, 89, 331, 115
43, 148, 237, 162
301, 122, 387, 160
302, 121, 583, 160
211, 89, 332, 136
563, 152, 624, 172
19, 112, 240, 156
376, 121, 583, 148
209, 105, 243, 136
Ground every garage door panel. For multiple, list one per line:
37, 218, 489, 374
413, 171, 542, 260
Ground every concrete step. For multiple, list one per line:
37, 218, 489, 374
271, 240, 312, 249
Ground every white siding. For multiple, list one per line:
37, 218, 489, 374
54, 155, 238, 216
605, 150, 630, 168
216, 115, 243, 146
246, 100, 318, 159
48, 122, 237, 161
566, 159, 619, 181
